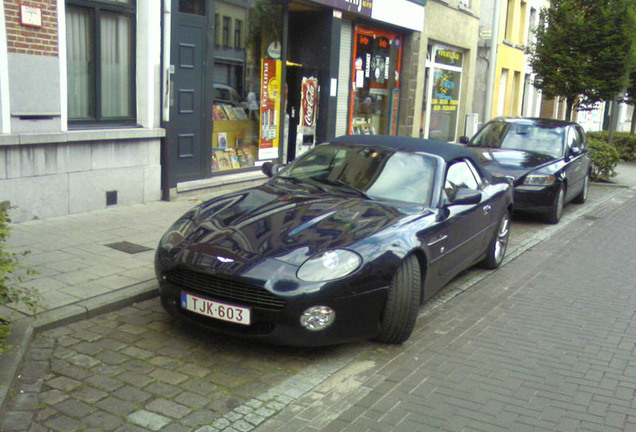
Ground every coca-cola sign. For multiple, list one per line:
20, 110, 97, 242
301, 77, 319, 128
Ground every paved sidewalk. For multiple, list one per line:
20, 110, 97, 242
1, 162, 635, 417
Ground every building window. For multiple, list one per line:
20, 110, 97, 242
222, 16, 231, 48
234, 19, 242, 49
422, 44, 464, 142
519, 1, 527, 44
349, 26, 403, 136
504, 0, 514, 41
215, 14, 220, 47
66, 0, 136, 125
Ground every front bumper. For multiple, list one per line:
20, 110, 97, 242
158, 275, 388, 347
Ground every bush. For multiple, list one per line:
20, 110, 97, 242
588, 137, 621, 182
587, 131, 636, 162
0, 203, 40, 353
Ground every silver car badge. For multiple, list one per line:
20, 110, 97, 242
216, 256, 235, 263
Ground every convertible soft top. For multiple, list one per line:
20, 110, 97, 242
330, 134, 491, 178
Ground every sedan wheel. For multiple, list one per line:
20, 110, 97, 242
546, 184, 565, 224
374, 255, 421, 344
573, 173, 589, 204
482, 210, 510, 269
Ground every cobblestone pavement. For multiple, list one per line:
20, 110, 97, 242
255, 189, 636, 432
0, 184, 633, 431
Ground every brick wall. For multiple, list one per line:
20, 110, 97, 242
4, 0, 58, 56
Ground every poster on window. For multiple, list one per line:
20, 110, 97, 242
429, 69, 461, 142
259, 59, 282, 160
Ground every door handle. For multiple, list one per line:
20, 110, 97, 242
482, 204, 491, 215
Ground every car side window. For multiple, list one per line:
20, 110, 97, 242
444, 160, 480, 199
566, 126, 582, 154
576, 126, 587, 151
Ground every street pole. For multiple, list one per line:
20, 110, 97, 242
484, 0, 502, 123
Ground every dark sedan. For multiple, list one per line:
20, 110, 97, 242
155, 135, 513, 346
461, 117, 591, 224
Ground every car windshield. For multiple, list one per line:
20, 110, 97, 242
277, 144, 437, 205
470, 122, 565, 159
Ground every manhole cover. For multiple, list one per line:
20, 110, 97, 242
105, 241, 153, 254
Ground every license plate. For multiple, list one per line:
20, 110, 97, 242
181, 292, 251, 325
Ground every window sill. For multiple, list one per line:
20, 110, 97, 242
0, 127, 165, 146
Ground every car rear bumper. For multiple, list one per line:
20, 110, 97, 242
513, 184, 560, 213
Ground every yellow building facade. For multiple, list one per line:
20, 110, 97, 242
491, 0, 529, 118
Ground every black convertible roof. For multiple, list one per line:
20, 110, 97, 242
330, 134, 482, 166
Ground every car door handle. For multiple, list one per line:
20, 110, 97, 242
427, 234, 448, 247
482, 205, 491, 215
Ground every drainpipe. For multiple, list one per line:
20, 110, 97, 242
484, 0, 502, 122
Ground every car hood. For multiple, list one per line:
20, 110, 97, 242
470, 147, 558, 181
161, 183, 433, 271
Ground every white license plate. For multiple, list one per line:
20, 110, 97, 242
181, 292, 251, 325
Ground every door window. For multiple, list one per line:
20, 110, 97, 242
444, 160, 479, 199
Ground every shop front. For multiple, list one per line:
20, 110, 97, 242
164, 0, 425, 196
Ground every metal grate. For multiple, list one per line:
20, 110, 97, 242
165, 269, 286, 310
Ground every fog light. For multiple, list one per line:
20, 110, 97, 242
300, 306, 335, 331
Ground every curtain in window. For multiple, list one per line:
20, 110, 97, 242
101, 13, 133, 118
66, 6, 92, 119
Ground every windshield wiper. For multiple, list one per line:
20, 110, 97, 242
316, 178, 370, 199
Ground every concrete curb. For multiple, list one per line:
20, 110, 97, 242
0, 279, 158, 414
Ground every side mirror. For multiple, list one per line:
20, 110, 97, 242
261, 162, 280, 178
448, 188, 482, 206
458, 136, 470, 145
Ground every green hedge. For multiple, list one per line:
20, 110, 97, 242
0, 204, 40, 353
587, 131, 636, 162
587, 137, 621, 182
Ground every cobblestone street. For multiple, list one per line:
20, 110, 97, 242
1, 181, 634, 431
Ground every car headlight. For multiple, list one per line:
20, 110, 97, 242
523, 174, 556, 186
297, 249, 361, 282
159, 213, 196, 249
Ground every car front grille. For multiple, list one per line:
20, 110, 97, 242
164, 269, 286, 310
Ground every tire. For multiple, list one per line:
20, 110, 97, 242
572, 173, 589, 204
374, 255, 421, 344
482, 210, 510, 269
545, 184, 565, 224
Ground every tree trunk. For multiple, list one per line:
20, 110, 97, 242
565, 98, 574, 121
631, 103, 635, 135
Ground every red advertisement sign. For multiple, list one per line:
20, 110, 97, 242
301, 77, 319, 128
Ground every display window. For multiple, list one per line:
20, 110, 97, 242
421, 44, 463, 142
349, 26, 403, 136
211, 1, 283, 172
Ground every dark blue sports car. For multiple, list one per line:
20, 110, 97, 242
155, 135, 513, 346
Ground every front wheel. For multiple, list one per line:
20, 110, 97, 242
482, 210, 510, 269
545, 184, 565, 224
374, 255, 421, 344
